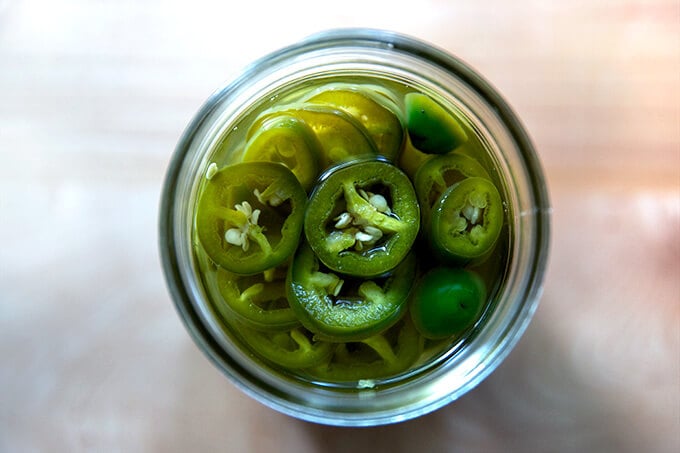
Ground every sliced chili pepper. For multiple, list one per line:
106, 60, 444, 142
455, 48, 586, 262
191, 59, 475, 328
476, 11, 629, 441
248, 104, 378, 169
242, 114, 321, 191
238, 324, 333, 369
211, 266, 300, 331
307, 317, 423, 381
304, 159, 420, 277
304, 84, 404, 161
414, 152, 489, 224
287, 243, 416, 342
195, 162, 306, 275
405, 92, 468, 154
430, 177, 504, 263
411, 267, 486, 339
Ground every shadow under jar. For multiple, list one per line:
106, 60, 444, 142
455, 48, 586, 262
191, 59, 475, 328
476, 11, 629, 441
159, 29, 550, 427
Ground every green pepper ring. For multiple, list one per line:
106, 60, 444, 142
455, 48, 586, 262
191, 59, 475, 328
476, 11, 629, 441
303, 84, 405, 161
414, 152, 490, 224
308, 317, 423, 382
304, 158, 420, 278
287, 243, 417, 342
195, 162, 306, 275
237, 324, 333, 369
213, 269, 300, 331
241, 114, 322, 191
430, 177, 504, 263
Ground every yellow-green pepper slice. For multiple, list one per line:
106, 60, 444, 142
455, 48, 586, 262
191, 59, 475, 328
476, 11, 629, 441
308, 317, 423, 382
195, 162, 306, 275
212, 266, 300, 331
238, 325, 333, 369
242, 115, 321, 191
414, 152, 489, 224
248, 104, 377, 169
304, 84, 404, 161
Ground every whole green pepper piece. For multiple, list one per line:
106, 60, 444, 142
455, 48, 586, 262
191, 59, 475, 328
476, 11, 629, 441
410, 267, 486, 339
304, 159, 420, 277
287, 243, 416, 342
195, 162, 306, 275
405, 92, 468, 154
430, 177, 504, 263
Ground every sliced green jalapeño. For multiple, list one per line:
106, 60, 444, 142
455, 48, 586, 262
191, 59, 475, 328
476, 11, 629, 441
248, 104, 378, 169
304, 159, 420, 277
242, 115, 321, 191
309, 317, 423, 382
196, 162, 306, 275
404, 92, 468, 154
304, 84, 405, 161
287, 243, 416, 342
212, 266, 299, 331
414, 152, 490, 223
238, 324, 333, 369
430, 177, 503, 262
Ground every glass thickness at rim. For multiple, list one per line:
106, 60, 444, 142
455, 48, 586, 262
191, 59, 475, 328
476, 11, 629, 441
159, 28, 551, 426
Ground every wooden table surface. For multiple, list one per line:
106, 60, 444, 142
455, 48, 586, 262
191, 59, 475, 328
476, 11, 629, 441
1, 1, 678, 451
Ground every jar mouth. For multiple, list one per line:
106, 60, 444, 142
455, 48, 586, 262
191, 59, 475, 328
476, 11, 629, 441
159, 28, 551, 427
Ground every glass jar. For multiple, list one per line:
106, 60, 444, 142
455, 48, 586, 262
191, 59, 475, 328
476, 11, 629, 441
159, 29, 550, 426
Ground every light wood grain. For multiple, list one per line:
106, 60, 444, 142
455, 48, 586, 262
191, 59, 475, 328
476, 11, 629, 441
1, 0, 678, 451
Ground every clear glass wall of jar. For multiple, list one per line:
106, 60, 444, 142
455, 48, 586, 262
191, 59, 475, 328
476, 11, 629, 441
159, 29, 550, 426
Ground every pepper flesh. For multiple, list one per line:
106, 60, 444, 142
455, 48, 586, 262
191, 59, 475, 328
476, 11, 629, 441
414, 152, 490, 224
211, 266, 300, 331
308, 317, 423, 381
248, 104, 378, 169
411, 267, 486, 339
195, 162, 306, 275
287, 243, 416, 342
238, 324, 333, 369
405, 92, 468, 154
430, 177, 503, 263
242, 115, 321, 191
304, 159, 420, 277
304, 84, 405, 161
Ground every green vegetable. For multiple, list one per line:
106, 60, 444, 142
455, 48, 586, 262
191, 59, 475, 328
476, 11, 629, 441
405, 92, 468, 154
212, 266, 299, 330
304, 159, 420, 277
309, 317, 423, 381
304, 84, 404, 161
430, 177, 503, 262
242, 115, 321, 191
196, 162, 306, 275
287, 243, 416, 342
414, 152, 489, 223
248, 104, 377, 168
411, 267, 486, 339
239, 325, 333, 369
